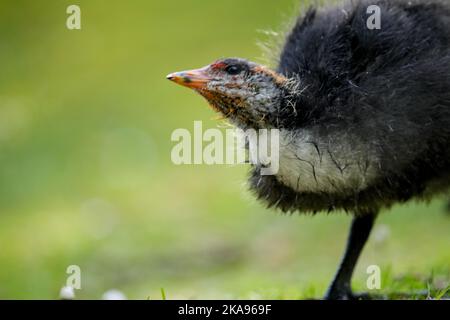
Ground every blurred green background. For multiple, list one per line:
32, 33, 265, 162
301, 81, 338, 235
0, 0, 448, 299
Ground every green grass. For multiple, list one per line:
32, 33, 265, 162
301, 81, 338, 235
0, 0, 448, 299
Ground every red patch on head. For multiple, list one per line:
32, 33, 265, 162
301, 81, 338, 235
210, 61, 227, 70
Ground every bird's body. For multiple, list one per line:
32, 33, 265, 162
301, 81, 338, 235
250, 0, 450, 214
168, 0, 450, 299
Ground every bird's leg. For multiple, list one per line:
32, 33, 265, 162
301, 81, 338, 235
445, 198, 450, 214
324, 211, 377, 300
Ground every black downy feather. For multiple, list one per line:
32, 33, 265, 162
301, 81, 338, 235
249, 0, 450, 214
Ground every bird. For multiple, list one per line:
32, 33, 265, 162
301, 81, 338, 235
167, 0, 450, 299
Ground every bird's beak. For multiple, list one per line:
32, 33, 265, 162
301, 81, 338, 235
166, 67, 211, 90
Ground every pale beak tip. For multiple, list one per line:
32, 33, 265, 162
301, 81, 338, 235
166, 69, 209, 89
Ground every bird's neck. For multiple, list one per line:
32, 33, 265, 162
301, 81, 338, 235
262, 77, 306, 129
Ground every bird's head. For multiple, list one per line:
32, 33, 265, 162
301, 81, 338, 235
167, 58, 294, 128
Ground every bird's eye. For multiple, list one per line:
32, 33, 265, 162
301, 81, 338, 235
224, 65, 242, 75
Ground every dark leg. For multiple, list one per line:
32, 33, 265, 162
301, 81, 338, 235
324, 211, 377, 300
